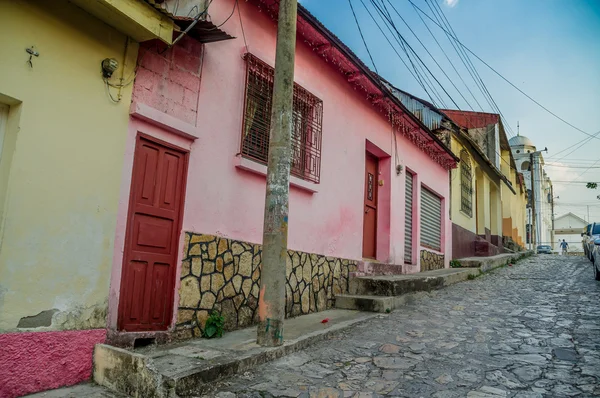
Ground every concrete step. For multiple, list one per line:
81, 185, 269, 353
335, 292, 432, 313
334, 294, 394, 313
349, 268, 480, 296
93, 309, 377, 398
353, 260, 403, 277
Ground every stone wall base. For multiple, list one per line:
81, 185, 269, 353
420, 250, 445, 271
175, 233, 358, 339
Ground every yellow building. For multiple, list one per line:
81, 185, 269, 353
0, 1, 174, 396
501, 149, 528, 249
381, 92, 528, 260
442, 110, 526, 258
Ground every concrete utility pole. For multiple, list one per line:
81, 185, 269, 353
529, 147, 548, 248
257, 0, 298, 347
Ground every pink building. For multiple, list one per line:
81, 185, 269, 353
107, 0, 458, 344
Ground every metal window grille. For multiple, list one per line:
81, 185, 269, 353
241, 53, 323, 184
460, 150, 473, 217
420, 187, 442, 251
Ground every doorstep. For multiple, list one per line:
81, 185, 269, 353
335, 251, 533, 313
92, 309, 377, 397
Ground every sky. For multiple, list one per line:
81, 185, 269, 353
298, 0, 600, 222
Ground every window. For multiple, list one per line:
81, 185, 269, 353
420, 187, 442, 251
521, 161, 530, 171
459, 150, 472, 217
241, 53, 323, 183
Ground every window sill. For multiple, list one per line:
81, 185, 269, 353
459, 209, 473, 218
420, 245, 443, 254
234, 156, 319, 194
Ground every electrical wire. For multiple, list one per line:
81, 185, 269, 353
410, 0, 598, 141
369, 0, 445, 106
237, 0, 249, 53
372, 0, 458, 108
410, 1, 484, 111
426, 0, 516, 138
384, 0, 468, 109
357, 0, 432, 102
366, 0, 441, 106
348, 0, 379, 75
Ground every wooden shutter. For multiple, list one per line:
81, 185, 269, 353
420, 187, 442, 251
404, 172, 414, 263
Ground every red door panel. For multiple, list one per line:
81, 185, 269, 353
118, 136, 188, 332
362, 153, 378, 259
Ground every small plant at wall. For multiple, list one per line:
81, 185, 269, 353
450, 260, 462, 268
203, 311, 225, 339
467, 274, 476, 280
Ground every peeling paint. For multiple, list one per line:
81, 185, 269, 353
17, 309, 58, 328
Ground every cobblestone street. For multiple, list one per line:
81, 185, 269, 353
209, 255, 600, 397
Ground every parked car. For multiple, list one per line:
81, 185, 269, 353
537, 245, 553, 254
592, 238, 600, 281
582, 222, 600, 261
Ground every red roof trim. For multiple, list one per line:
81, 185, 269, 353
441, 109, 499, 130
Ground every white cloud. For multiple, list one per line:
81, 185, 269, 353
444, 0, 459, 7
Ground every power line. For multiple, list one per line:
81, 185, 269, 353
371, 0, 447, 106
410, 1, 484, 111
426, 0, 516, 138
410, 0, 598, 141
357, 0, 438, 105
384, 0, 473, 109
547, 130, 600, 161
370, 0, 458, 108
348, 0, 379, 75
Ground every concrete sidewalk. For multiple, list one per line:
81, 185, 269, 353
29, 251, 531, 398
92, 309, 378, 397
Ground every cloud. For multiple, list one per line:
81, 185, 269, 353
444, 0, 459, 7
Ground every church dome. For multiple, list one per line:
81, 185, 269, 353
509, 135, 535, 147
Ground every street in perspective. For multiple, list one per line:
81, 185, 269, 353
209, 255, 600, 397
1, 0, 599, 397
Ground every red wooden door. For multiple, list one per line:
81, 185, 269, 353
118, 136, 188, 332
363, 153, 378, 258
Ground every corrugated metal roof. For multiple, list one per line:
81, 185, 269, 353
383, 83, 443, 131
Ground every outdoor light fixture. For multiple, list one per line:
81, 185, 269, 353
101, 58, 119, 78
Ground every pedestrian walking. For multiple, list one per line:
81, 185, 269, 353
560, 239, 569, 255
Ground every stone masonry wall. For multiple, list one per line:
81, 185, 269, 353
175, 233, 358, 339
420, 250, 445, 272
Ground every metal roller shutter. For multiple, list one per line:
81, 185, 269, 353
420, 187, 442, 251
404, 172, 413, 263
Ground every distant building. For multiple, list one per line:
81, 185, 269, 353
509, 134, 554, 249
554, 212, 587, 252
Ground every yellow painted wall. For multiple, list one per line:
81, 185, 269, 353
0, 1, 138, 332
450, 137, 477, 232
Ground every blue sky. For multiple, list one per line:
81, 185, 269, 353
299, 0, 600, 222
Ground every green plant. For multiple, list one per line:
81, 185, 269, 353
467, 274, 476, 280
450, 260, 462, 268
385, 308, 391, 313
203, 311, 224, 338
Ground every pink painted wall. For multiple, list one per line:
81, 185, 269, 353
109, 0, 451, 330
181, 0, 451, 264
0, 329, 106, 398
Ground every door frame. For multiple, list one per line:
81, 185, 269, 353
116, 132, 190, 332
363, 151, 379, 259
